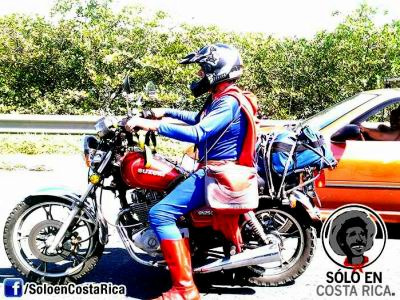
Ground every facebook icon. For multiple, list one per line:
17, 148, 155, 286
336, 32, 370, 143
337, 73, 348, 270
4, 278, 24, 297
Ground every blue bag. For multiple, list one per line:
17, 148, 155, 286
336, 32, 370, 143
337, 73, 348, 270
271, 126, 336, 175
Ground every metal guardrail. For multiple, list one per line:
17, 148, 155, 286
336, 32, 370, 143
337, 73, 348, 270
0, 114, 297, 134
0, 114, 100, 134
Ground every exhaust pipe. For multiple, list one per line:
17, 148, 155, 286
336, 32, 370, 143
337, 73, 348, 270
193, 243, 281, 274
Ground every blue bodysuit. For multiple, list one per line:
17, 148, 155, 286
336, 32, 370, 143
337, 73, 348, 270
148, 95, 247, 240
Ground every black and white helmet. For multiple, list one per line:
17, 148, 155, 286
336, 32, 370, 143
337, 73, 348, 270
180, 43, 243, 97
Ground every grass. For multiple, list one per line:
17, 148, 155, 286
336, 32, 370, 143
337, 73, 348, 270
0, 161, 27, 171
0, 134, 81, 155
0, 161, 52, 171
0, 133, 189, 163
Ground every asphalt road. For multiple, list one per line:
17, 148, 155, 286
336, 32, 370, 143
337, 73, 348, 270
0, 155, 399, 300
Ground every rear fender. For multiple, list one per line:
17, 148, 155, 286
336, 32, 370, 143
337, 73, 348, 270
25, 186, 108, 245
288, 190, 321, 222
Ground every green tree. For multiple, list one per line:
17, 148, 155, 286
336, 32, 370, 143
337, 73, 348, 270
0, 1, 398, 119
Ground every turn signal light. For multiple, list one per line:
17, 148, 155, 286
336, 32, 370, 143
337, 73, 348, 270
315, 170, 326, 188
89, 173, 101, 184
84, 154, 91, 167
289, 196, 297, 208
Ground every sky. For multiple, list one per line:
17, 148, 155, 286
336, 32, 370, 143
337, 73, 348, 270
0, 0, 399, 38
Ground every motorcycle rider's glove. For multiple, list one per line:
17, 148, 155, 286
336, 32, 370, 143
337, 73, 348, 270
125, 117, 160, 132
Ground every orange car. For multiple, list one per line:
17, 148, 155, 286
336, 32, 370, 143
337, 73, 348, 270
299, 88, 400, 223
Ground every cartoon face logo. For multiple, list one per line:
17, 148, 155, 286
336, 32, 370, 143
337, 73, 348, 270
322, 205, 387, 272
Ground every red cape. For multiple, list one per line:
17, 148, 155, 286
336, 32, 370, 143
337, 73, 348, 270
211, 82, 259, 252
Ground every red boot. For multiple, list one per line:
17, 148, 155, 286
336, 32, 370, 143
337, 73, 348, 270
154, 239, 200, 300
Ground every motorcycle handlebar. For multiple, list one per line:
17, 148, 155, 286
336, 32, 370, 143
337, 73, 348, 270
117, 118, 142, 135
140, 108, 155, 119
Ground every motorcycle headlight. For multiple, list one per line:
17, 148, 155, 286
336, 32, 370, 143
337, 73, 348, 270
95, 116, 118, 138
84, 149, 107, 168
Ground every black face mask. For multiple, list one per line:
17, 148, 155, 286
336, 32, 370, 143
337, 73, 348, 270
190, 76, 211, 98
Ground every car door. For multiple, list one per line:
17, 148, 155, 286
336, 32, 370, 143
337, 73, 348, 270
317, 101, 400, 221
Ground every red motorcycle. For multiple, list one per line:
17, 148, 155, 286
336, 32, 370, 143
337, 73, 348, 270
3, 77, 325, 286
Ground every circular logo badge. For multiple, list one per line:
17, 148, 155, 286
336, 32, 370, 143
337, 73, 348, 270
321, 204, 387, 271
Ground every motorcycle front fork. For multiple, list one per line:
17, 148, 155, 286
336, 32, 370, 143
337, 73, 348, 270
46, 183, 95, 253
47, 151, 112, 253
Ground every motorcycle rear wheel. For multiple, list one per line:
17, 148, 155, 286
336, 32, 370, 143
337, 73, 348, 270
239, 207, 317, 286
3, 196, 104, 283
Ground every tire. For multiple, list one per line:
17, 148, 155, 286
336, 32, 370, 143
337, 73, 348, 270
239, 207, 317, 287
3, 196, 104, 284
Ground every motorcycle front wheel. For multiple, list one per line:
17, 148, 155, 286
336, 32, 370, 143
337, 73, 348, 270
240, 207, 317, 286
3, 196, 104, 283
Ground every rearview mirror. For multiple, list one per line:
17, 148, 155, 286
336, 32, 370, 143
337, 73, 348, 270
145, 81, 157, 100
122, 76, 132, 94
331, 124, 361, 142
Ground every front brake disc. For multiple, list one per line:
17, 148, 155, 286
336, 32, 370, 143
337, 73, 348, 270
28, 220, 71, 263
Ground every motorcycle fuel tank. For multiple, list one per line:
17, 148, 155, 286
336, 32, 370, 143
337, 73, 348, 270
121, 151, 184, 191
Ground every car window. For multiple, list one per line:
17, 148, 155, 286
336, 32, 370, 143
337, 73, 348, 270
365, 102, 400, 124
344, 99, 400, 141
359, 102, 400, 140
302, 93, 378, 130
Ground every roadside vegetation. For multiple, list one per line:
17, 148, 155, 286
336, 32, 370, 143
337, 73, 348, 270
0, 0, 399, 162
0, 134, 81, 155
0, 0, 399, 120
0, 133, 187, 157
0, 133, 81, 170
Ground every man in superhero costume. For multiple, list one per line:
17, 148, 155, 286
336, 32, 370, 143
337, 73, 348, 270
125, 43, 257, 300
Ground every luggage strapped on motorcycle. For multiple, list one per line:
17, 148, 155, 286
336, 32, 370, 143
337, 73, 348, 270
257, 125, 337, 200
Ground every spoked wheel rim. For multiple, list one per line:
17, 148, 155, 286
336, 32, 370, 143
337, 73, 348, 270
241, 208, 305, 276
12, 201, 97, 279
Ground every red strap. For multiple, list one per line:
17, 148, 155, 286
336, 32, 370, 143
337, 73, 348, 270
214, 85, 258, 167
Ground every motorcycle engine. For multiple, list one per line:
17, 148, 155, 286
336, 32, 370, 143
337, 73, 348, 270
120, 190, 190, 255
127, 189, 163, 225
131, 227, 160, 254
120, 189, 164, 254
